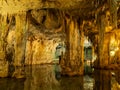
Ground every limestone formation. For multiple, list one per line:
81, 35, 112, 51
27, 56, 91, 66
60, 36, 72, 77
0, 0, 120, 78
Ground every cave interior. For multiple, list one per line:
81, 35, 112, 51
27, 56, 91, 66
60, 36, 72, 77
0, 0, 120, 78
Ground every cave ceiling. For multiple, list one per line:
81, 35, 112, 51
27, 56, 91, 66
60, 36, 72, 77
0, 0, 120, 40
0, 0, 97, 17
0, 0, 99, 39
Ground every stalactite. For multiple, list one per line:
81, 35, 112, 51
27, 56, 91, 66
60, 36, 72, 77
109, 0, 117, 29
44, 9, 61, 29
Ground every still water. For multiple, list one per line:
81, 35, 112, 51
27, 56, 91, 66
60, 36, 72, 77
0, 65, 119, 90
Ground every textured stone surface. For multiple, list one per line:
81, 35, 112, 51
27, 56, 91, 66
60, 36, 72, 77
60, 18, 84, 76
0, 0, 94, 15
7, 26, 61, 65
0, 0, 120, 78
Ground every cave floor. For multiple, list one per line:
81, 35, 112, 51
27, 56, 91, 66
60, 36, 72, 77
0, 64, 119, 90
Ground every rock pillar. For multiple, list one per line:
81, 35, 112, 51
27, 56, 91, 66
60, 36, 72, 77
13, 12, 28, 78
94, 13, 110, 68
0, 15, 9, 77
61, 18, 84, 76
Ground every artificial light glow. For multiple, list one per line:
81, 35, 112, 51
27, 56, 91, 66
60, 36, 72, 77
110, 51, 115, 56
115, 47, 119, 51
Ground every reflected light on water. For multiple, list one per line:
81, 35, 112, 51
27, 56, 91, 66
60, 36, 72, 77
0, 65, 119, 90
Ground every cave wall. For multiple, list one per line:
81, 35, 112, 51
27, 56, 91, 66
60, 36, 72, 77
3, 9, 85, 76
6, 10, 63, 65
0, 0, 120, 78
0, 9, 65, 77
25, 34, 59, 65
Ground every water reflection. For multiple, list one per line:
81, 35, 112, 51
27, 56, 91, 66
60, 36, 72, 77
24, 65, 59, 90
0, 65, 119, 90
60, 76, 83, 90
24, 65, 83, 90
93, 69, 111, 90
0, 78, 25, 90
114, 70, 120, 84
93, 69, 120, 90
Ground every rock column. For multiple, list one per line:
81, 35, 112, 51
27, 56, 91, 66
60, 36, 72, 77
61, 17, 84, 76
0, 15, 10, 77
13, 12, 28, 78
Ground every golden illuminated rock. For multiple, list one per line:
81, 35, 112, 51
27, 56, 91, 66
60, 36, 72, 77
0, 0, 120, 78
